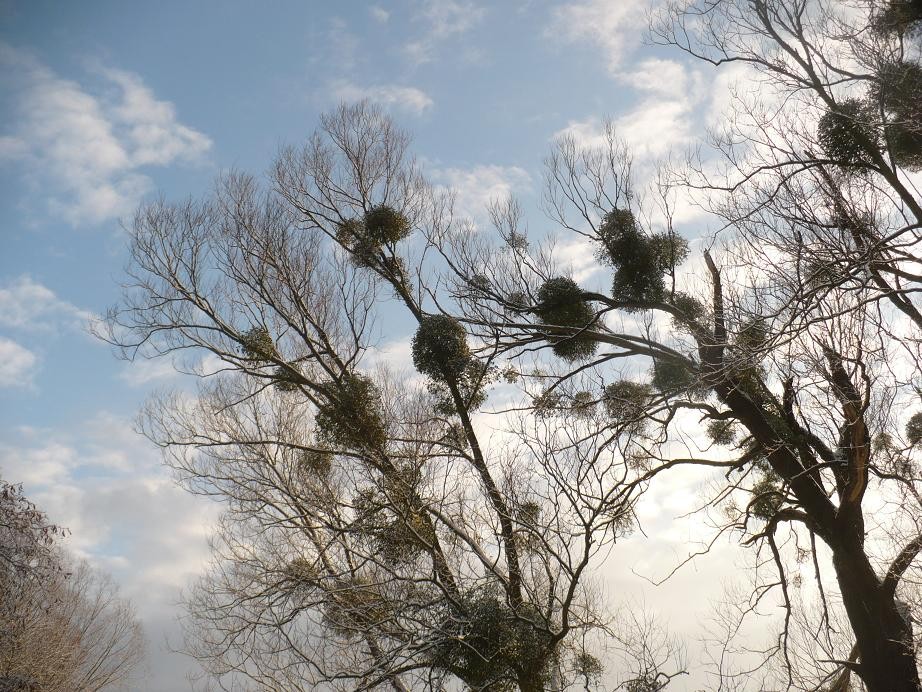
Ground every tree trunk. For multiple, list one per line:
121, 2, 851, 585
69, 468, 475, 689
832, 546, 920, 691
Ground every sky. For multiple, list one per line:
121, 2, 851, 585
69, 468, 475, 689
0, 1, 757, 689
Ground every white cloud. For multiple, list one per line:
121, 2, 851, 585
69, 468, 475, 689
0, 337, 37, 388
618, 57, 691, 97
548, 0, 653, 74
370, 5, 390, 22
556, 56, 708, 161
553, 237, 602, 284
0, 275, 93, 331
405, 0, 486, 65
329, 79, 434, 115
0, 44, 211, 226
118, 358, 180, 387
432, 164, 532, 224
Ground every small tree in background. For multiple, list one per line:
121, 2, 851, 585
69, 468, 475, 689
0, 480, 145, 691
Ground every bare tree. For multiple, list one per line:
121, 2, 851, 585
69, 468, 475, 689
103, 3, 922, 687
104, 104, 668, 691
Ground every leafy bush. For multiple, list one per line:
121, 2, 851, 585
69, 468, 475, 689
412, 314, 471, 381
534, 277, 599, 361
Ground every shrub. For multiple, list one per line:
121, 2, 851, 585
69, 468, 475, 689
534, 277, 599, 361
817, 99, 879, 166
412, 314, 471, 381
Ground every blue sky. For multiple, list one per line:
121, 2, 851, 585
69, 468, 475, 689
0, 1, 736, 688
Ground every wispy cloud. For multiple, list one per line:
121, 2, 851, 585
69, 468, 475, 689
0, 275, 93, 332
405, 0, 486, 65
329, 79, 434, 115
547, 0, 653, 75
554, 59, 705, 161
431, 164, 532, 226
0, 44, 211, 226
370, 5, 391, 23
0, 337, 37, 388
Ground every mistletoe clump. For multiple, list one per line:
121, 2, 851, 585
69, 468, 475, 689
364, 205, 412, 244
873, 61, 922, 169
597, 209, 689, 305
817, 99, 880, 166
603, 380, 653, 425
874, 0, 922, 34
736, 317, 768, 352
431, 589, 554, 690
412, 314, 471, 381
316, 373, 387, 451
323, 578, 392, 639
574, 652, 604, 683
356, 500, 433, 564
669, 292, 705, 323
707, 419, 737, 446
284, 557, 319, 587
336, 205, 411, 267
239, 326, 277, 362
300, 450, 333, 477
906, 412, 922, 445
651, 358, 704, 397
750, 474, 784, 521
534, 277, 599, 362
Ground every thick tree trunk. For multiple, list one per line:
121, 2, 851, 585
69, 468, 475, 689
832, 546, 920, 691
